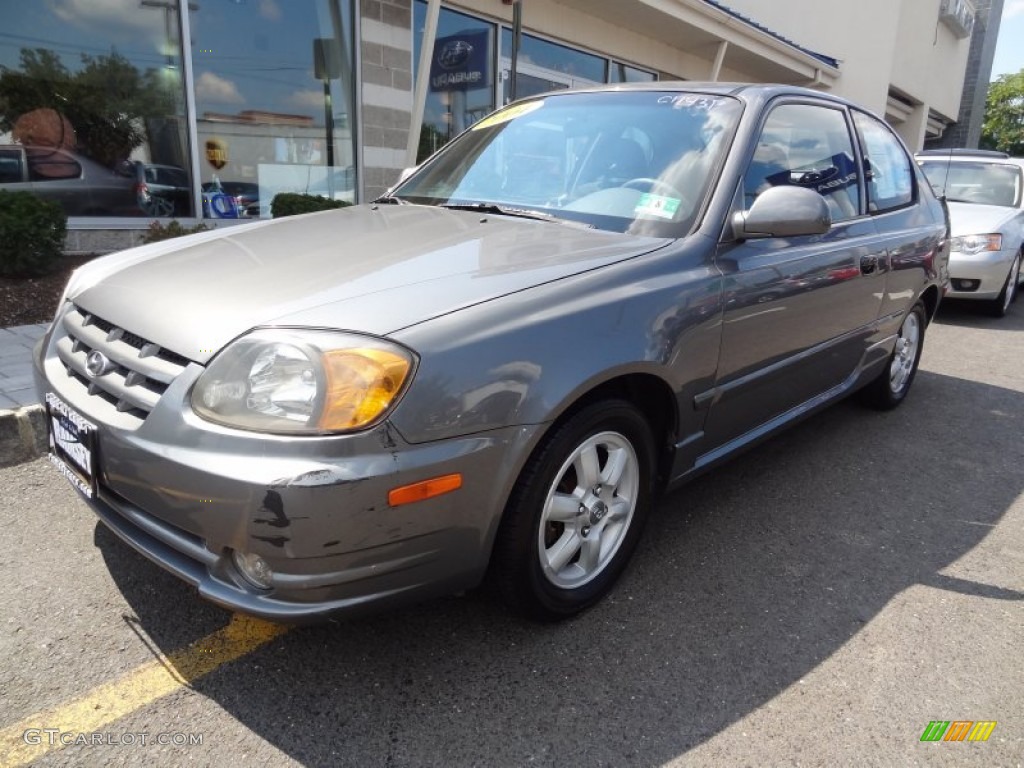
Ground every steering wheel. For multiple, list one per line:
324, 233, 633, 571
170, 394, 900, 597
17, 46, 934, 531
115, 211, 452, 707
621, 177, 691, 212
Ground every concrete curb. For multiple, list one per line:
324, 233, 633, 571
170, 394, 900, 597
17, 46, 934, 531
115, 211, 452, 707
0, 406, 47, 467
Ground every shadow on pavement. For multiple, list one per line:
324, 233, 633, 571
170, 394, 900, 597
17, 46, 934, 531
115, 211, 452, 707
96, 368, 1024, 766
932, 295, 1024, 330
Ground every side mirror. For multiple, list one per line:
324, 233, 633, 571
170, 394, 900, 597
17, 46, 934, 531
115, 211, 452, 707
732, 185, 831, 240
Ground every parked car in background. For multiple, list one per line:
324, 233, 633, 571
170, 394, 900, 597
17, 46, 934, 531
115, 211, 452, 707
135, 162, 192, 218
0, 144, 137, 216
36, 84, 948, 624
916, 149, 1023, 317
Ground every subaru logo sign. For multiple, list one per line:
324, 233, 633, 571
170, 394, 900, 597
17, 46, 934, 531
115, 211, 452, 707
437, 40, 473, 70
85, 350, 113, 378
429, 31, 488, 92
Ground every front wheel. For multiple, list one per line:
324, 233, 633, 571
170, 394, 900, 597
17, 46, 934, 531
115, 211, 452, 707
987, 252, 1020, 318
860, 301, 926, 410
491, 400, 655, 620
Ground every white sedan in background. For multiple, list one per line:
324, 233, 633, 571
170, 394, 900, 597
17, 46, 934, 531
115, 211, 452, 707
917, 149, 1023, 317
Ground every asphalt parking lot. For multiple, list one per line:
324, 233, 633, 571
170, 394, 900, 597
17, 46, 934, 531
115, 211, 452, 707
1, 299, 1021, 768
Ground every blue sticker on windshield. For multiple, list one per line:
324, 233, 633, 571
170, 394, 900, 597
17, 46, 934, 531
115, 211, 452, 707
634, 193, 681, 219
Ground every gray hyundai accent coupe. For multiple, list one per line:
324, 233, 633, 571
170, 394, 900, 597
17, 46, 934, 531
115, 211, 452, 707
35, 84, 949, 622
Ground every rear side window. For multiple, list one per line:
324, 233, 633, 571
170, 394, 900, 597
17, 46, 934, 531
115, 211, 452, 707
744, 103, 861, 222
853, 111, 913, 213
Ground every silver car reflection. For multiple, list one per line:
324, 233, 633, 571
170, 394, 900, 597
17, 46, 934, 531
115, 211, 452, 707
35, 84, 949, 623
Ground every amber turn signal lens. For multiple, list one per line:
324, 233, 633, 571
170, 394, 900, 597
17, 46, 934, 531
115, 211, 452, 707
388, 474, 463, 507
318, 348, 411, 430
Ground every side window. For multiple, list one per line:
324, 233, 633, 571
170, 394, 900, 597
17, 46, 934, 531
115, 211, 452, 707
744, 103, 861, 222
852, 111, 913, 213
161, 168, 189, 187
26, 149, 81, 182
0, 149, 25, 183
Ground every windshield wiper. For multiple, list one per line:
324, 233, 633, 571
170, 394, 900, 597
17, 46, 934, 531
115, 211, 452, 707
372, 194, 410, 205
439, 202, 593, 228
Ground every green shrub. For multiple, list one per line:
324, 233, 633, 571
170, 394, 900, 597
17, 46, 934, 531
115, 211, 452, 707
0, 190, 67, 277
271, 193, 351, 218
141, 219, 210, 244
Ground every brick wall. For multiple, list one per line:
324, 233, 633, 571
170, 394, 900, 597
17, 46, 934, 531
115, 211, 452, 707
360, 0, 414, 200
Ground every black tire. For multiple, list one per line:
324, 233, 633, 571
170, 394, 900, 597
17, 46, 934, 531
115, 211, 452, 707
491, 400, 655, 621
986, 252, 1020, 318
860, 301, 926, 410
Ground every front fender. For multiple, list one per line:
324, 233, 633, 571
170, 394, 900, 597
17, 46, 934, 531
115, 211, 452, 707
389, 241, 723, 446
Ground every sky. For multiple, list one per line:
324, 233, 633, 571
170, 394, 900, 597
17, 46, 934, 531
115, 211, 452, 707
990, 0, 1024, 79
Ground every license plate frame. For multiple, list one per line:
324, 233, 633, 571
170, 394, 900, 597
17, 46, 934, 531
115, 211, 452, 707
45, 392, 98, 499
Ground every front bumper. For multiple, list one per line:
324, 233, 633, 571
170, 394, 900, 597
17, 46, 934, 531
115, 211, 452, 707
946, 247, 1018, 300
34, 322, 540, 623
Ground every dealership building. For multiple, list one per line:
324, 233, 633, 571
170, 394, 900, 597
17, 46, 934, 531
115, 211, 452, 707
0, 0, 992, 252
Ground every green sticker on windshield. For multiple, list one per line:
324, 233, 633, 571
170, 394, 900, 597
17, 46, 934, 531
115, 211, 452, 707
634, 193, 681, 219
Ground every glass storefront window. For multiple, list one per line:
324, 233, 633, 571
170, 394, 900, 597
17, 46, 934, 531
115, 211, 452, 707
413, 2, 656, 162
0, 0, 193, 217
190, 0, 356, 219
413, 2, 496, 163
610, 62, 657, 83
500, 28, 606, 102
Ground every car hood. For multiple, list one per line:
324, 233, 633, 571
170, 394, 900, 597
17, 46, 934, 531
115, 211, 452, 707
69, 205, 669, 363
946, 201, 1023, 236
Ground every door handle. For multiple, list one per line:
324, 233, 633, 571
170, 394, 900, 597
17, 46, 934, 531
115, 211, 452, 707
860, 255, 879, 275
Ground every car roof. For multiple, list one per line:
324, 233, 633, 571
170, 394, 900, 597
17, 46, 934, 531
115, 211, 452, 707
915, 149, 1024, 166
916, 148, 1009, 158
524, 81, 857, 110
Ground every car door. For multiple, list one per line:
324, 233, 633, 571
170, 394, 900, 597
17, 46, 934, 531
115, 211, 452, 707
852, 110, 948, 320
698, 100, 887, 458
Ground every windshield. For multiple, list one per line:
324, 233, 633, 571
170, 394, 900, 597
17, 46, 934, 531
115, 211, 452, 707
392, 91, 744, 236
919, 160, 1023, 207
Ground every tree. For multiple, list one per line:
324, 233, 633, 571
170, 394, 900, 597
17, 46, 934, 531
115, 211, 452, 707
0, 48, 178, 168
980, 70, 1024, 156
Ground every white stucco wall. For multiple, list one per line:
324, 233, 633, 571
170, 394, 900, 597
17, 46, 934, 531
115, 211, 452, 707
693, 0, 971, 136
890, 0, 972, 119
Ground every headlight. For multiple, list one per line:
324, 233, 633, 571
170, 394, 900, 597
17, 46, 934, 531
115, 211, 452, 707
949, 234, 1002, 255
192, 329, 415, 434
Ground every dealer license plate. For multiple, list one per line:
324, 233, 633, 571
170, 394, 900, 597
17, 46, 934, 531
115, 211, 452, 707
46, 392, 97, 498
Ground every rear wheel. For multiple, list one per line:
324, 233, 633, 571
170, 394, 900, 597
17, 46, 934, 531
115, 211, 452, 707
987, 252, 1020, 318
492, 400, 655, 620
860, 301, 926, 410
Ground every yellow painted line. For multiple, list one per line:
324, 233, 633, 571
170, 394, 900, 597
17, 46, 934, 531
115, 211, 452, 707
0, 614, 288, 768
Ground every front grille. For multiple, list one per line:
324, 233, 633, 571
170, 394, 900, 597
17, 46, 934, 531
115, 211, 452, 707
54, 305, 192, 423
